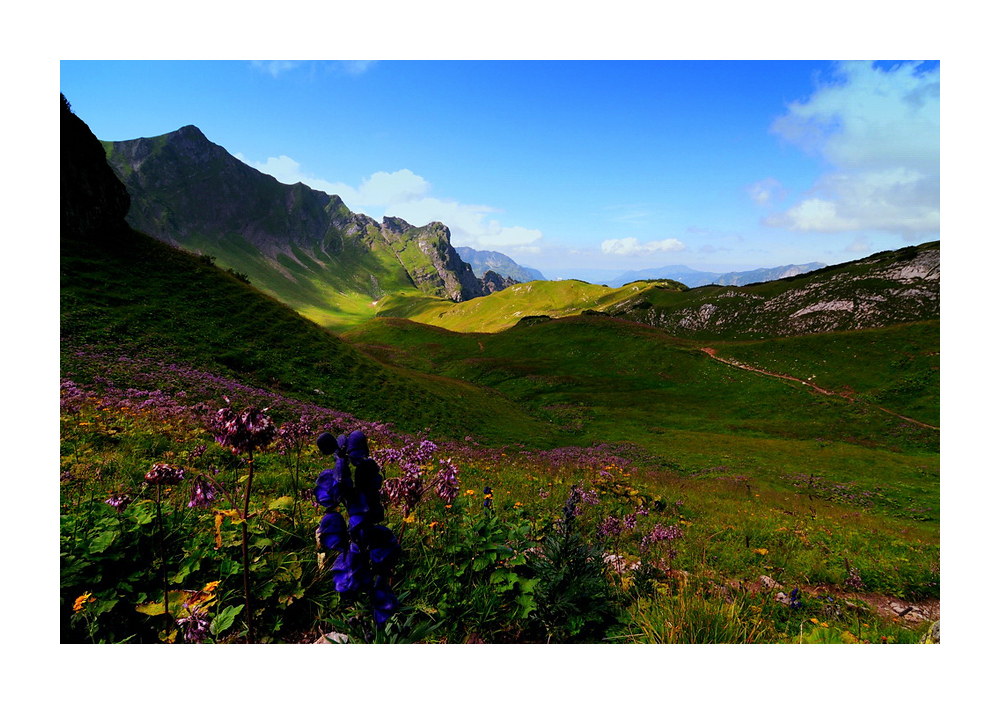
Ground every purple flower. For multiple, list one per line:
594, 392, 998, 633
365, 525, 401, 575
316, 431, 339, 456
434, 458, 459, 503
641, 523, 682, 551
177, 605, 211, 643
187, 476, 217, 508
145, 463, 185, 486
210, 405, 276, 455
105, 493, 132, 513
330, 543, 372, 594
597, 515, 623, 538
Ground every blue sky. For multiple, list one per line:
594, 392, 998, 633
60, 60, 940, 280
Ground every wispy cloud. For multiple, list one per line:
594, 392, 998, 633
601, 237, 686, 256
746, 177, 786, 206
251, 61, 301, 78
250, 60, 377, 78
764, 61, 939, 238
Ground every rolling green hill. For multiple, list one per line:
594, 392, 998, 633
374, 278, 687, 333
373, 242, 939, 338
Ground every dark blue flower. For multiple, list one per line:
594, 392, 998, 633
366, 525, 401, 574
317, 432, 339, 456
345, 430, 369, 464
354, 458, 383, 495
315, 457, 353, 507
318, 511, 349, 552
371, 575, 398, 625
330, 543, 372, 594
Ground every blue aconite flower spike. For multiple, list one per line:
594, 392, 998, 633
318, 511, 349, 552
345, 430, 369, 464
317, 432, 339, 456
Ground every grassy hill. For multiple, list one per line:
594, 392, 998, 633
60, 219, 558, 445
374, 279, 687, 333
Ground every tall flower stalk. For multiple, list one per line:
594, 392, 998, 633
315, 430, 402, 636
145, 462, 184, 634
209, 404, 276, 643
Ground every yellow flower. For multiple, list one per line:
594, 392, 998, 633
821, 622, 829, 628
810, 618, 819, 625
465, 489, 475, 496
753, 548, 769, 555
73, 592, 95, 613
404, 514, 416, 523
514, 502, 522, 507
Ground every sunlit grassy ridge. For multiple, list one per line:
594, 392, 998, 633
374, 279, 686, 333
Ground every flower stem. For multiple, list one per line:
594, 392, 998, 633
156, 484, 170, 637
241, 450, 255, 644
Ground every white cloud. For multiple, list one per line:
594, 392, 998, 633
601, 237, 686, 256
335, 170, 431, 206
251, 61, 300, 78
766, 61, 939, 237
388, 198, 543, 249
746, 177, 785, 205
234, 153, 345, 195
341, 60, 376, 75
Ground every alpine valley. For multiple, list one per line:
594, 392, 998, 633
60, 95, 940, 645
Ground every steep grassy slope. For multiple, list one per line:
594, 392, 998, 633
60, 223, 561, 444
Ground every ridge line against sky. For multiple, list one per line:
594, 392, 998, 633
59, 59, 939, 280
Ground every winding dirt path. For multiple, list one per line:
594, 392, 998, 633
699, 348, 940, 431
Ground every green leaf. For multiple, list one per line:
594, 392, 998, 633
129, 500, 156, 526
89, 530, 117, 554
210, 604, 244, 636
268, 496, 295, 512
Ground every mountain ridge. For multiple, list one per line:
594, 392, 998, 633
102, 125, 515, 330
601, 261, 828, 288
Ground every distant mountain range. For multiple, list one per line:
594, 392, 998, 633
599, 262, 827, 288
455, 247, 546, 283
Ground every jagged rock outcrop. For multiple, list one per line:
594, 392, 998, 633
61, 94, 131, 239
481, 270, 519, 294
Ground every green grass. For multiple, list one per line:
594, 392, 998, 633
374, 279, 685, 333
60, 224, 555, 445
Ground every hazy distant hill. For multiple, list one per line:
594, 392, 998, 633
455, 246, 546, 282
603, 262, 827, 288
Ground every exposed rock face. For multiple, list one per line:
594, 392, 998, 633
608, 243, 940, 338
103, 126, 489, 303
61, 94, 131, 240
481, 270, 520, 294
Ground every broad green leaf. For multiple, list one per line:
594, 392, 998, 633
89, 530, 117, 554
210, 604, 244, 636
